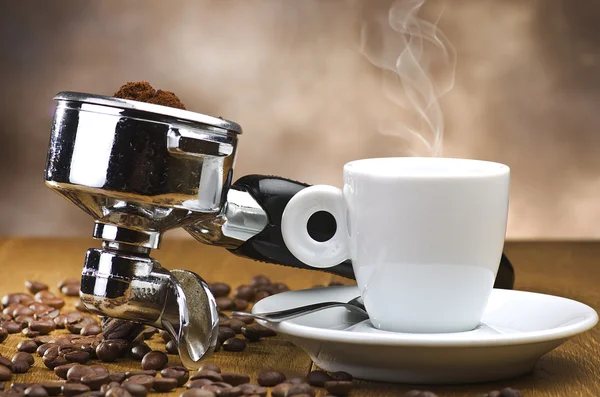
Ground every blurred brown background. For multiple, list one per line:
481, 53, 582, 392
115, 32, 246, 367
0, 0, 599, 239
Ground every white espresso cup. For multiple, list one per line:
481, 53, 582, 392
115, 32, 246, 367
281, 157, 510, 333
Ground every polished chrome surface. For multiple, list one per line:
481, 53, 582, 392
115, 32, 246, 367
184, 188, 269, 249
233, 296, 368, 323
54, 91, 242, 134
45, 94, 238, 234
80, 247, 218, 368
94, 223, 161, 249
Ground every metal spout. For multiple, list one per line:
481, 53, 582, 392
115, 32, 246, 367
80, 245, 219, 368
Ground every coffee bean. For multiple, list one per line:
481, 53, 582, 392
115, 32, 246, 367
219, 373, 249, 387
256, 324, 277, 338
108, 373, 127, 383
152, 378, 177, 392
271, 383, 291, 397
159, 331, 172, 343
3, 303, 21, 316
257, 370, 286, 387
22, 327, 41, 338
216, 386, 242, 397
60, 284, 80, 297
222, 338, 246, 352
284, 377, 305, 385
75, 300, 88, 312
62, 383, 90, 397
306, 370, 331, 387
52, 316, 66, 329
29, 320, 56, 334
287, 383, 314, 397
199, 364, 221, 373
15, 315, 34, 326
37, 343, 58, 357
100, 318, 145, 342
216, 298, 234, 311
29, 303, 50, 313
250, 275, 271, 288
67, 317, 96, 334
130, 342, 151, 361
271, 283, 290, 294
35, 382, 63, 397
141, 351, 168, 370
12, 353, 33, 366
186, 380, 213, 389
43, 298, 65, 310
11, 360, 30, 374
180, 389, 216, 397
121, 383, 148, 397
0, 365, 11, 381
238, 383, 267, 396
210, 283, 231, 298
96, 341, 121, 362
477, 388, 522, 397
232, 299, 249, 311
330, 371, 353, 382
33, 291, 54, 302
81, 373, 110, 390
80, 324, 101, 336
254, 291, 270, 302
2, 293, 34, 306
123, 375, 154, 392
165, 340, 178, 354
3, 321, 22, 334
43, 352, 68, 369
324, 381, 353, 396
125, 371, 156, 378
0, 327, 8, 343
239, 326, 261, 342
24, 385, 48, 397
0, 357, 12, 370
24, 281, 48, 294
63, 312, 84, 326
14, 306, 33, 318
201, 383, 238, 396
66, 364, 95, 381
228, 320, 245, 334
54, 363, 77, 379
89, 364, 109, 376
218, 327, 235, 345
137, 327, 155, 340
233, 286, 255, 302
64, 350, 90, 364
404, 391, 438, 397
105, 387, 132, 397
161, 367, 189, 386
190, 370, 222, 382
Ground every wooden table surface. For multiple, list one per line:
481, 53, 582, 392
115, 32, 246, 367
0, 238, 598, 397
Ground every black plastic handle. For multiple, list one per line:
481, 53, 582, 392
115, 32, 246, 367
229, 175, 515, 289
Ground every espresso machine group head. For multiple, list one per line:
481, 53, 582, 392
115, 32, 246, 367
44, 92, 515, 368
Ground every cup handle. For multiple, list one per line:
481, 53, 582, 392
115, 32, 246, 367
281, 185, 350, 268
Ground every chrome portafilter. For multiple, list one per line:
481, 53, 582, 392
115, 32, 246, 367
44, 92, 240, 368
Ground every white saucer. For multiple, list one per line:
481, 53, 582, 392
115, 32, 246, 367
252, 286, 598, 384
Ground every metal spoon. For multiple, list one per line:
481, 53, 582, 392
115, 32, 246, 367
232, 296, 368, 323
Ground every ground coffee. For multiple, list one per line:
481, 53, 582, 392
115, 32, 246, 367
113, 82, 186, 110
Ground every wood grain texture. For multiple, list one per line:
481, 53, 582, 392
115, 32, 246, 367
0, 238, 597, 397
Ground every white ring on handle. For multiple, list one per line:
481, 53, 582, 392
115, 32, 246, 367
281, 185, 349, 268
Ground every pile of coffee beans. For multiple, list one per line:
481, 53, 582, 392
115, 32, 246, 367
0, 276, 522, 397
207, 275, 291, 353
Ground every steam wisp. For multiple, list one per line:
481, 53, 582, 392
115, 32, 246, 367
360, 0, 456, 156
